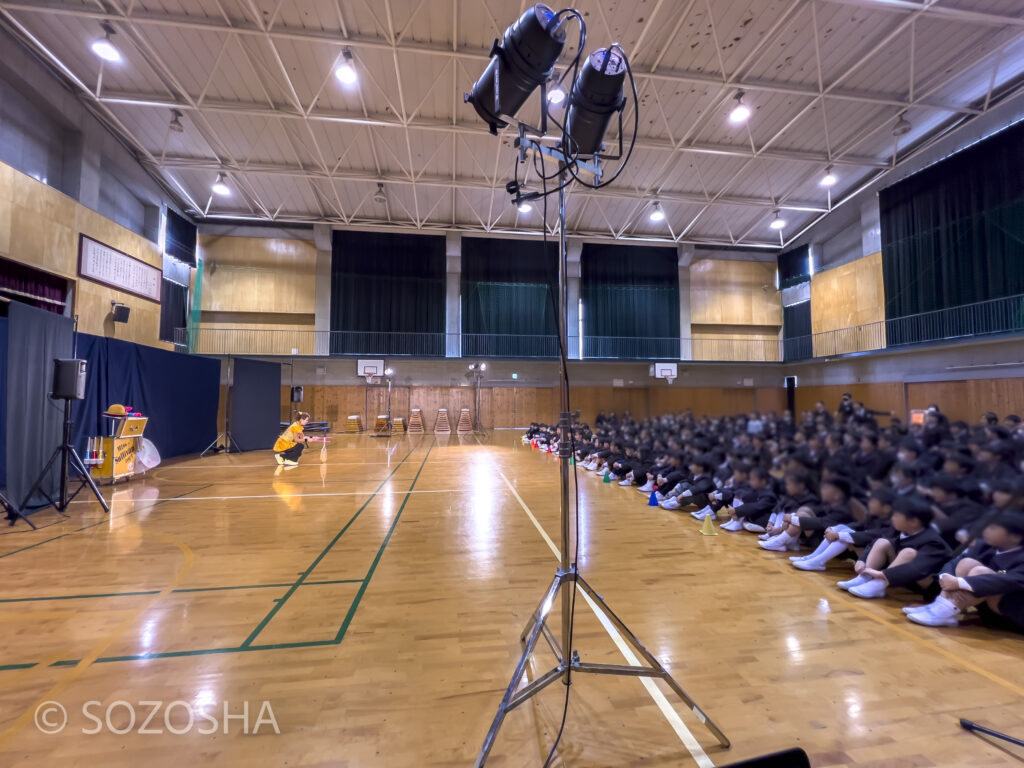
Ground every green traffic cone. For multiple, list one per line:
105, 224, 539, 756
602, 472, 612, 483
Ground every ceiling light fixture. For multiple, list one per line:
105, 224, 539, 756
373, 183, 387, 204
335, 49, 358, 85
892, 113, 913, 137
91, 22, 122, 63
547, 84, 566, 105
769, 210, 786, 230
728, 91, 751, 124
168, 109, 184, 133
820, 164, 836, 187
212, 173, 231, 196
649, 201, 665, 222
518, 201, 533, 213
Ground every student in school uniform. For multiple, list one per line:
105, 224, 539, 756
922, 473, 985, 547
660, 454, 716, 513
760, 474, 850, 552
727, 466, 779, 533
906, 511, 1024, 631
791, 486, 897, 571
838, 497, 951, 599
757, 469, 822, 551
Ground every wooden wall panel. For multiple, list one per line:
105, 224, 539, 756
691, 325, 781, 362
906, 378, 1024, 425
200, 235, 316, 313
0, 161, 168, 348
648, 387, 756, 418
810, 252, 886, 355
755, 387, 787, 415
689, 259, 782, 326
491, 388, 516, 428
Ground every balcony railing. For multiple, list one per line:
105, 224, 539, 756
174, 292, 1024, 362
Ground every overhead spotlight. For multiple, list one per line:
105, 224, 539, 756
212, 173, 231, 196
91, 22, 122, 63
518, 201, 533, 213
335, 48, 358, 85
728, 91, 751, 124
480, 362, 487, 371
892, 113, 913, 137
649, 202, 665, 222
464, 4, 567, 134
373, 183, 387, 204
384, 367, 394, 377
820, 165, 837, 187
565, 47, 627, 156
168, 109, 184, 133
547, 83, 566, 105
769, 210, 786, 230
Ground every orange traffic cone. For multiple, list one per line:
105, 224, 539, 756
699, 514, 718, 536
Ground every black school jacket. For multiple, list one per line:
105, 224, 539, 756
941, 543, 1024, 598
880, 528, 951, 588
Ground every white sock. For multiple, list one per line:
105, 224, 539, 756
815, 540, 849, 564
774, 530, 795, 544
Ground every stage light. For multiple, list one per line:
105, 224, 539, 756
518, 201, 533, 213
729, 91, 751, 124
820, 165, 837, 187
335, 49, 358, 85
464, 4, 566, 134
547, 84, 566, 105
384, 367, 394, 377
212, 173, 231, 196
480, 362, 487, 371
91, 23, 121, 63
564, 47, 627, 156
168, 109, 184, 133
649, 202, 665, 222
769, 210, 786, 230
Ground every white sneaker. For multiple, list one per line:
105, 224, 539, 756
655, 492, 666, 501
743, 522, 767, 534
608, 473, 619, 481
638, 482, 654, 493
836, 574, 868, 590
906, 604, 959, 627
849, 579, 887, 599
690, 506, 713, 520
793, 559, 826, 571
660, 498, 681, 510
598, 467, 609, 477
759, 536, 790, 552
789, 554, 810, 562
721, 519, 743, 531
618, 478, 632, 486
902, 604, 931, 615
758, 532, 771, 541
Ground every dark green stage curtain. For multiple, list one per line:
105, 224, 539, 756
330, 230, 445, 356
778, 245, 810, 289
461, 237, 558, 357
782, 301, 812, 362
880, 119, 1024, 345
581, 243, 679, 359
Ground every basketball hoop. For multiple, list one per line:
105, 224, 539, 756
665, 376, 675, 386
363, 374, 377, 386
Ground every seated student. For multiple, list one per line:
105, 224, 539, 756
791, 485, 897, 570
758, 469, 821, 550
709, 461, 752, 524
652, 452, 686, 499
661, 454, 716, 512
838, 497, 951, 599
890, 462, 925, 498
906, 511, 1024, 631
723, 466, 779, 533
760, 474, 850, 552
922, 473, 985, 547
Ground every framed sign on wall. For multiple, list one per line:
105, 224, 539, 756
78, 234, 162, 303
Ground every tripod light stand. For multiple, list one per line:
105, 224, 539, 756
465, 7, 729, 764
467, 363, 486, 432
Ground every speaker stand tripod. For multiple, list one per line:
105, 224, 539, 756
474, 147, 730, 765
16, 398, 110, 529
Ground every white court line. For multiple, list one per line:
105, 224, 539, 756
495, 466, 715, 768
69, 489, 470, 504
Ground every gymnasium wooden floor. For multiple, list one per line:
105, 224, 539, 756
0, 433, 1021, 767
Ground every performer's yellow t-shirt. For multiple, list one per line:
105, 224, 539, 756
274, 422, 304, 452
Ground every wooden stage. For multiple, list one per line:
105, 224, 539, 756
0, 433, 1021, 767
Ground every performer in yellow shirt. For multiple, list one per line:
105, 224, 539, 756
273, 412, 327, 466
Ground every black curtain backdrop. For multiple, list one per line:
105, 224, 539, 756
0, 254, 68, 314
7, 302, 73, 512
782, 301, 812, 362
159, 279, 187, 343
461, 237, 558, 357
581, 243, 679, 359
70, 335, 220, 461
0, 317, 7, 490
880, 120, 1024, 324
230, 357, 281, 452
330, 230, 445, 356
778, 245, 810, 289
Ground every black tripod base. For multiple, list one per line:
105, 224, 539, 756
17, 444, 110, 528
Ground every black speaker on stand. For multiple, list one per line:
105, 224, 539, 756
14, 358, 110, 528
784, 375, 797, 414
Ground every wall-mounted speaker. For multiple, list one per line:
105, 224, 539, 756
111, 303, 130, 323
291, 386, 304, 403
52, 358, 86, 400
784, 375, 798, 414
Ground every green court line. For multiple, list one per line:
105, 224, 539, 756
239, 440, 423, 649
334, 440, 435, 644
0, 663, 38, 671
0, 578, 365, 605
0, 484, 215, 561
